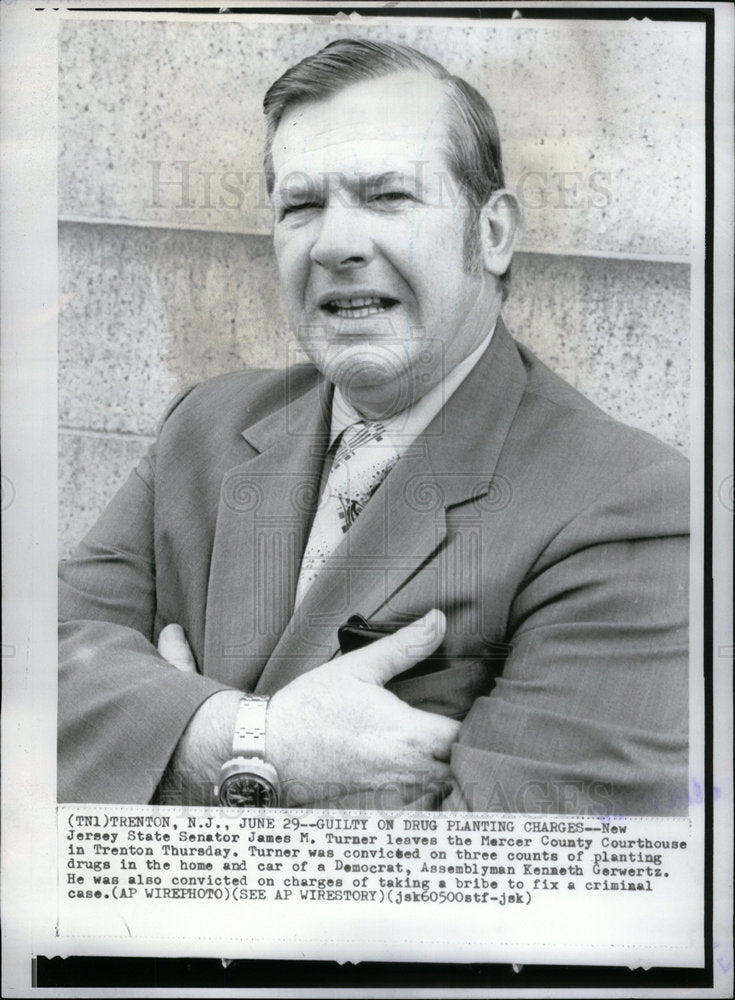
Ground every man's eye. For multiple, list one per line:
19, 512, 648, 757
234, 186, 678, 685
370, 191, 414, 205
281, 202, 319, 218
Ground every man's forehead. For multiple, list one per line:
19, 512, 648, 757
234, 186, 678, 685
271, 72, 451, 179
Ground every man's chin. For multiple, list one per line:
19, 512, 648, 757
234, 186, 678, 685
296, 337, 442, 417
321, 351, 415, 418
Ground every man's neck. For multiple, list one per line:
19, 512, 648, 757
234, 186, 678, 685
330, 320, 498, 451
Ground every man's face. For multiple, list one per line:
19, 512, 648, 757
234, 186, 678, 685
271, 72, 496, 418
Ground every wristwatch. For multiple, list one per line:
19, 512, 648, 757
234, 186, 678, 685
214, 695, 280, 807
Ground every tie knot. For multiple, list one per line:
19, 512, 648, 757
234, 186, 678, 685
333, 420, 390, 469
330, 420, 399, 512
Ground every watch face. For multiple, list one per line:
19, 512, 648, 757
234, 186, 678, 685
219, 772, 279, 808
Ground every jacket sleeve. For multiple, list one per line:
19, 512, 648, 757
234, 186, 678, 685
58, 428, 231, 804
443, 456, 690, 815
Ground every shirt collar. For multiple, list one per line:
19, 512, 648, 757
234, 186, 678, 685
329, 321, 497, 454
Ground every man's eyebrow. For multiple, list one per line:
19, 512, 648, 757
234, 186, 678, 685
358, 170, 422, 191
272, 176, 323, 205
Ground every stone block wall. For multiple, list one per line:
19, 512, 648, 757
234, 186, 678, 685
58, 13, 698, 557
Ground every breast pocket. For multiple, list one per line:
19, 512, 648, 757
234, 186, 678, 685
386, 658, 496, 720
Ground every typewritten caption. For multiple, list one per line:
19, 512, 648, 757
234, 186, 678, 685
53, 806, 703, 964
62, 811, 688, 905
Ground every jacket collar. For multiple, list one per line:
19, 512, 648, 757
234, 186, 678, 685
240, 363, 332, 454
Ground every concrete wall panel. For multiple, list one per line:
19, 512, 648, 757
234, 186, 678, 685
59, 431, 154, 560
59, 222, 294, 435
59, 15, 701, 257
505, 254, 690, 454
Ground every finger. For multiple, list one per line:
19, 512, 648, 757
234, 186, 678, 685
415, 758, 452, 785
375, 764, 453, 805
345, 762, 453, 807
158, 623, 197, 673
344, 609, 447, 686
399, 710, 459, 763
422, 716, 461, 762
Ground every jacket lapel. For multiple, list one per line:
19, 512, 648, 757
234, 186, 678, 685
255, 318, 528, 693
202, 370, 331, 690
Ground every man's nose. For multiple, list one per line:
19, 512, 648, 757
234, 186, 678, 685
309, 204, 374, 270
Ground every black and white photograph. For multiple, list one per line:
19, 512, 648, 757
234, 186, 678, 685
57, 13, 695, 816
1, 0, 732, 995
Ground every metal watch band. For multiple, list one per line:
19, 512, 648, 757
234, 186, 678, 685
231, 695, 269, 758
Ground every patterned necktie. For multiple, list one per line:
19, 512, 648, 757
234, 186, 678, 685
294, 421, 399, 606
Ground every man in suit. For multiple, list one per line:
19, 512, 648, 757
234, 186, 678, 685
58, 38, 689, 813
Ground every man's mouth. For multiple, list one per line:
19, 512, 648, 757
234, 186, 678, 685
321, 296, 398, 319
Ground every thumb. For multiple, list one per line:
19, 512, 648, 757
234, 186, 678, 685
344, 610, 446, 686
158, 623, 198, 673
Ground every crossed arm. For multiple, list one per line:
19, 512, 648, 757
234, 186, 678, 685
155, 614, 460, 809
157, 487, 690, 816
59, 436, 688, 811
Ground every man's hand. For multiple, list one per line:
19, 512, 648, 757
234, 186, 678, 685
157, 611, 459, 808
267, 609, 459, 806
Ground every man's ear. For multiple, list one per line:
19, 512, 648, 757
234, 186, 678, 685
479, 190, 520, 278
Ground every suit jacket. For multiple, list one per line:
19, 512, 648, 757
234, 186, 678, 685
58, 320, 689, 812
